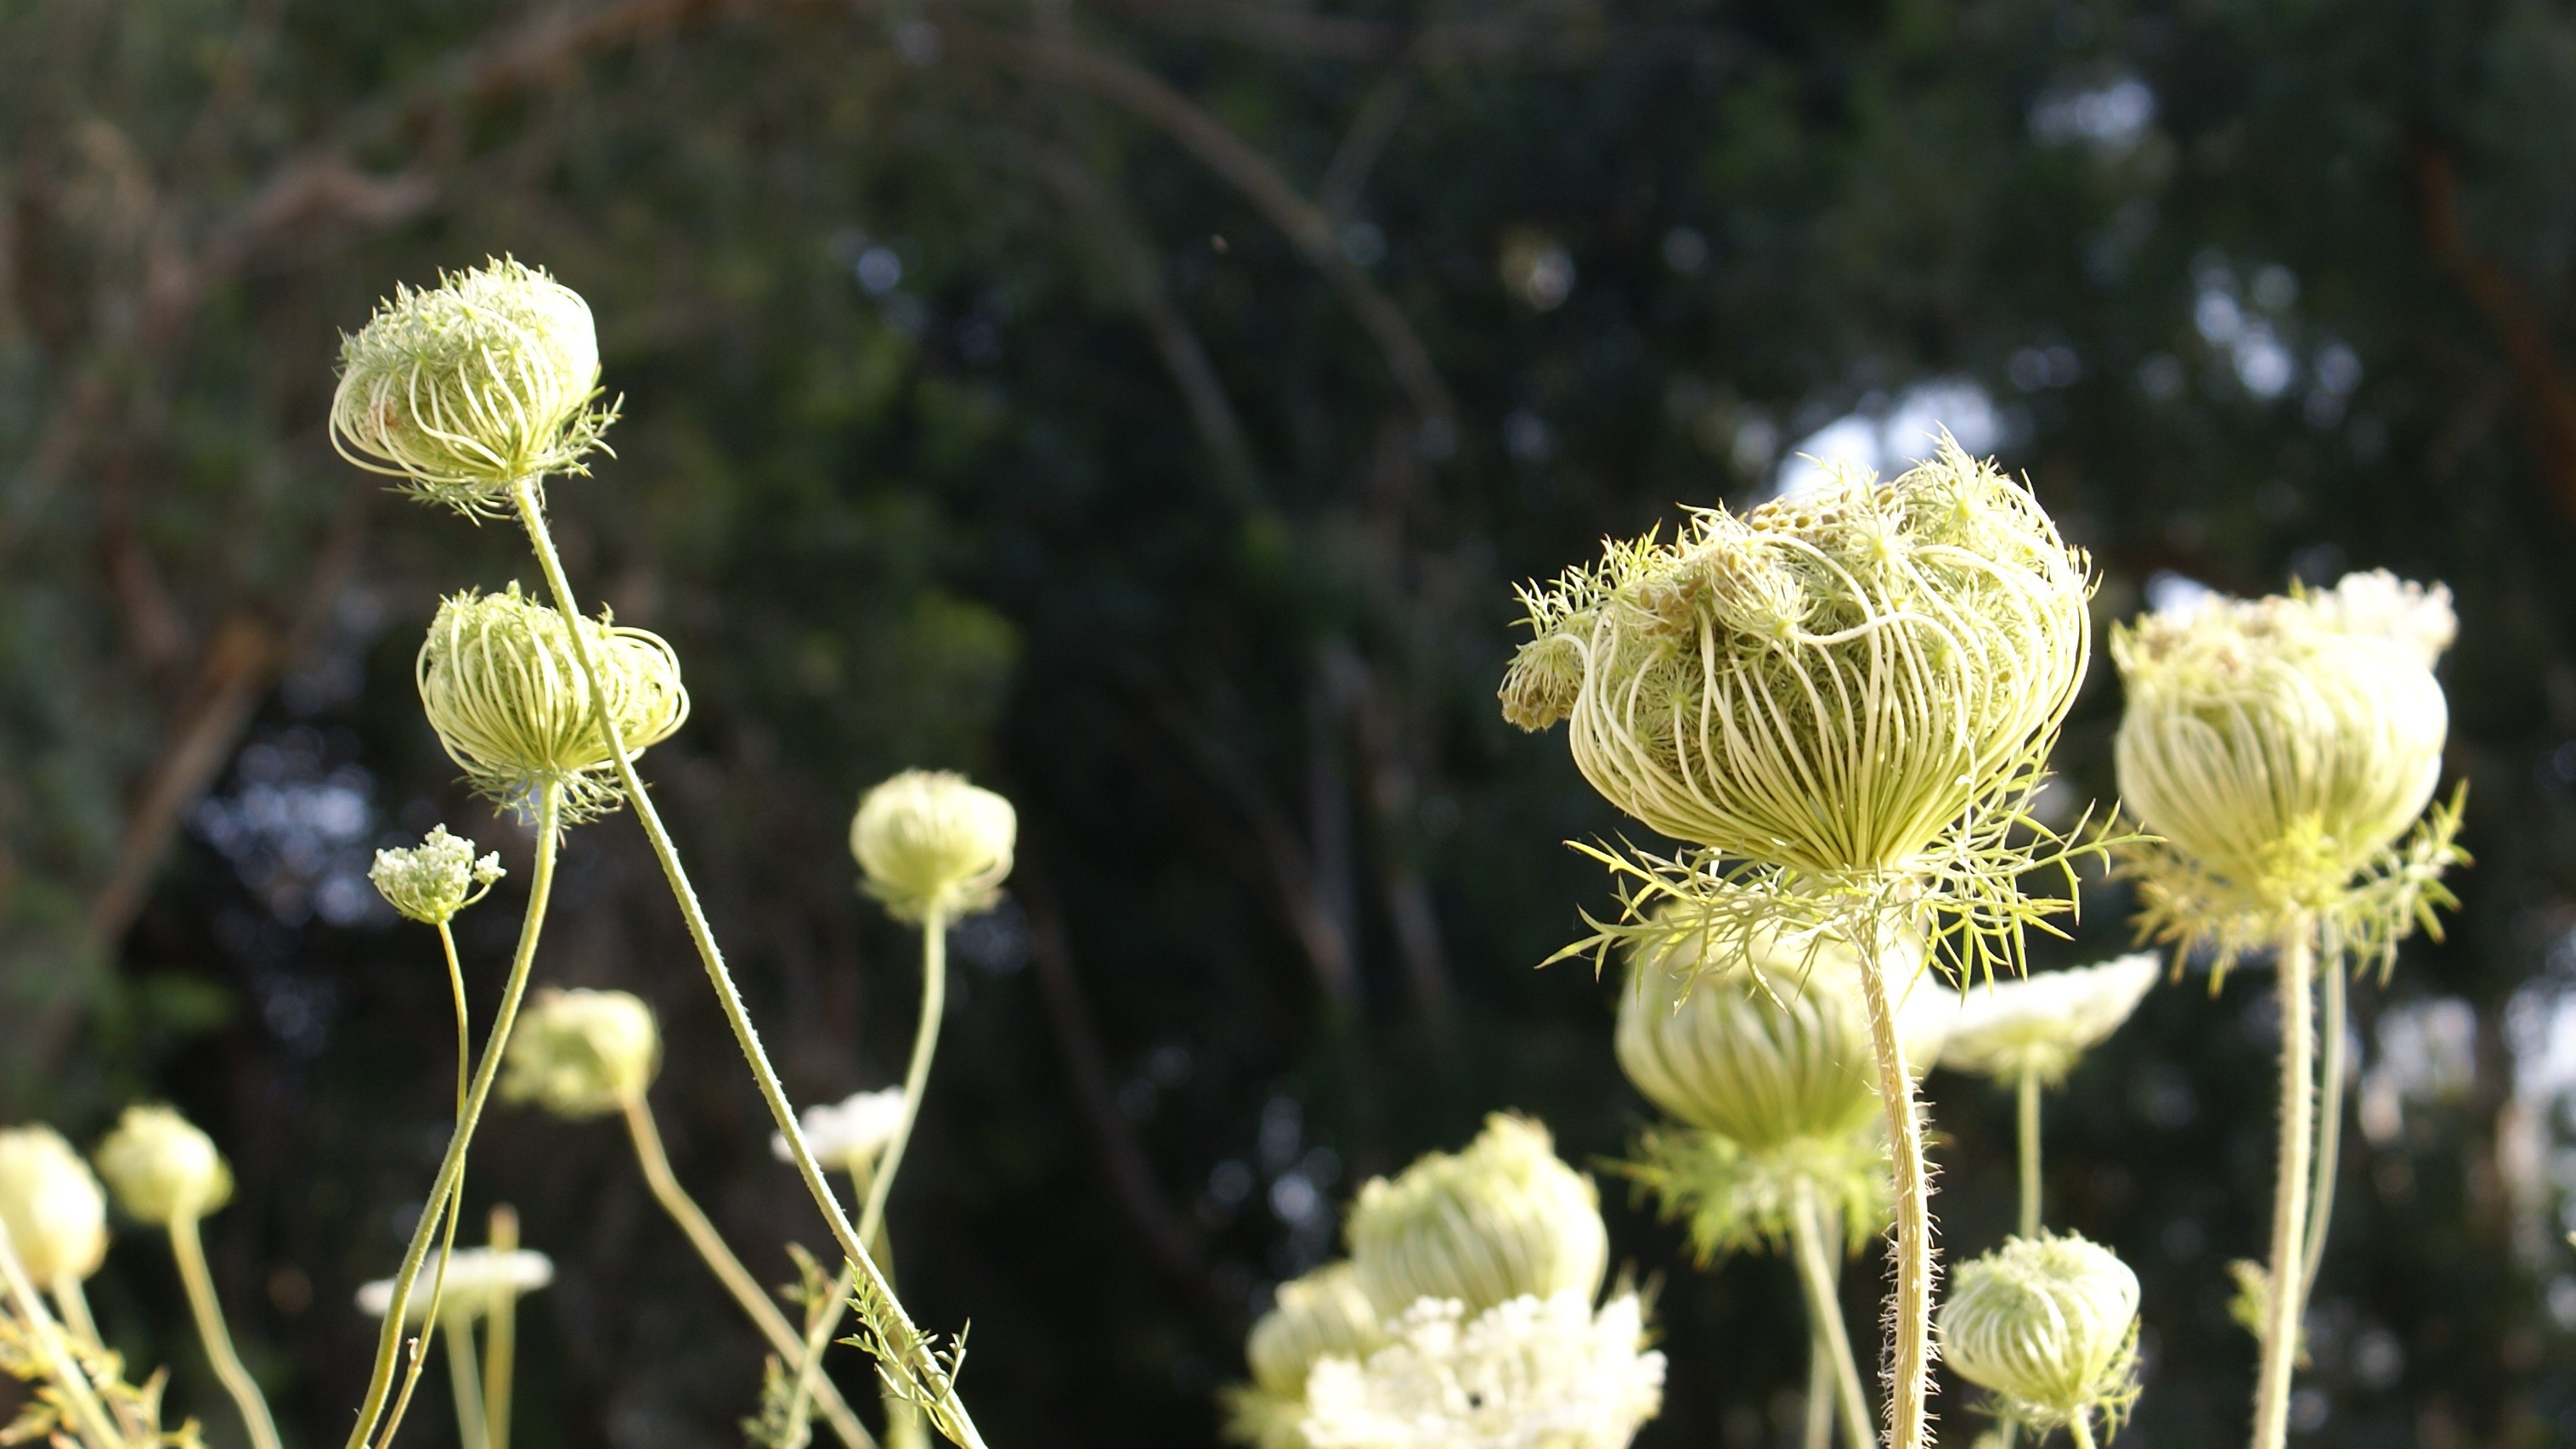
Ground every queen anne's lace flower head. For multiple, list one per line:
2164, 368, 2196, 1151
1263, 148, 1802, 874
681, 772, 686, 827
771, 1088, 909, 1174
357, 1248, 555, 1323
417, 584, 689, 820
1300, 1291, 1665, 1449
370, 825, 505, 926
850, 770, 1018, 922
500, 989, 662, 1119
1938, 952, 2160, 1086
1224, 1262, 1389, 1449
331, 257, 615, 516
0, 1126, 109, 1283
2296, 569, 2456, 669
94, 1106, 232, 1226
1938, 1232, 2140, 1435
1347, 1115, 1607, 1319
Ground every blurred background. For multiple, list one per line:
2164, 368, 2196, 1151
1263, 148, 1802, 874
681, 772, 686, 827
1, 2, 2570, 1445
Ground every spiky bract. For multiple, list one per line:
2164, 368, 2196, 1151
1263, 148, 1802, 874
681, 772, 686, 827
1620, 1126, 1890, 1263
1347, 1115, 1607, 1320
1938, 1232, 2141, 1435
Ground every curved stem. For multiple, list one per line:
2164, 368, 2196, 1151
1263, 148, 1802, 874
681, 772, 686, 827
1788, 1180, 1873, 1449
512, 482, 982, 1448
2301, 953, 2347, 1300
440, 922, 472, 1119
2251, 914, 2315, 1449
344, 785, 563, 1449
619, 1100, 876, 1449
441, 1310, 489, 1449
168, 1213, 283, 1449
0, 1219, 123, 1449
48, 1274, 99, 1349
2017, 1063, 2043, 1241
1851, 917, 1935, 1449
483, 1207, 519, 1449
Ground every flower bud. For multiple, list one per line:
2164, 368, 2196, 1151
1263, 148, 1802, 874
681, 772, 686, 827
1939, 1232, 2140, 1431
331, 258, 613, 515
850, 770, 1017, 921
772, 1088, 907, 1175
357, 1247, 554, 1323
1347, 1114, 1607, 1318
0, 1127, 109, 1283
1248, 1263, 1386, 1399
93, 1106, 232, 1225
370, 825, 505, 926
500, 989, 661, 1119
1617, 904, 1954, 1149
418, 584, 688, 819
1939, 952, 2159, 1085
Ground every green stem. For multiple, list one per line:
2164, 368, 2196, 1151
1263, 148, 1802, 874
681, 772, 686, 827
2017, 1062, 2043, 1241
483, 1207, 519, 1449
1851, 916, 1935, 1449
620, 1099, 876, 1449
168, 1213, 283, 1449
0, 1218, 124, 1449
442, 1310, 489, 1449
2301, 952, 2347, 1301
511, 482, 983, 1448
343, 784, 564, 1449
2250, 913, 2315, 1449
1788, 1180, 1873, 1449
439, 922, 472, 1120
374, 1177, 469, 1449
2070, 1412, 2099, 1449
1802, 1345, 1833, 1449
49, 1274, 99, 1349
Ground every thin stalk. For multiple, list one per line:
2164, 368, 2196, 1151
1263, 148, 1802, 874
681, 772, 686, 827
861, 909, 947, 1449
375, 1177, 470, 1449
0, 1219, 124, 1449
343, 785, 564, 1449
2070, 1413, 2099, 1449
439, 922, 472, 1119
512, 482, 984, 1448
49, 1274, 99, 1348
2301, 955, 2347, 1300
619, 1099, 876, 1449
1850, 916, 1935, 1449
1788, 1180, 1873, 1449
483, 1207, 520, 1449
2250, 914, 2315, 1449
168, 1213, 283, 1449
1802, 1349, 1833, 1449
442, 1310, 489, 1449
2017, 1063, 2043, 1241
784, 1172, 896, 1449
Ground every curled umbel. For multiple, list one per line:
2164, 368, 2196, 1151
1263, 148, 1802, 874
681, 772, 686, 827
1939, 1232, 2141, 1436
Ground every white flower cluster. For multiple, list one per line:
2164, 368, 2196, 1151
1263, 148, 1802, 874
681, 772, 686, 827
774, 1088, 909, 1175
1301, 1292, 1665, 1449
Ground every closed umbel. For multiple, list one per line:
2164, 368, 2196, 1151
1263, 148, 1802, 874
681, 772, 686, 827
1346, 1114, 1607, 1318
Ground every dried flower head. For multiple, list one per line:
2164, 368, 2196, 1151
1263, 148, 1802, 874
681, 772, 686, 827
1347, 1115, 1607, 1319
500, 989, 661, 1119
1224, 1263, 1388, 1449
1938, 1232, 2141, 1435
771, 1088, 908, 1175
1300, 1291, 1665, 1449
356, 1248, 554, 1322
1938, 952, 2160, 1086
2114, 572, 2462, 977
850, 770, 1018, 922
370, 825, 505, 926
1505, 441, 2098, 978
93, 1106, 231, 1225
330, 257, 616, 516
418, 584, 689, 820
0, 1127, 108, 1283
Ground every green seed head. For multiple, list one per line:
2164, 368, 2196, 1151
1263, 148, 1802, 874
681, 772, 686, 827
94, 1106, 232, 1225
0, 1126, 109, 1283
500, 988, 662, 1119
850, 770, 1018, 922
370, 824, 505, 926
1347, 1114, 1607, 1318
417, 584, 689, 820
330, 257, 615, 516
1939, 1232, 2141, 1432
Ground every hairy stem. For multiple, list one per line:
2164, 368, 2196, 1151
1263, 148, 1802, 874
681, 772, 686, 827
2301, 955, 2347, 1300
1852, 917, 1935, 1449
2251, 914, 2315, 1449
2017, 1063, 2042, 1241
512, 482, 982, 1448
1789, 1179, 1873, 1449
483, 1206, 519, 1449
619, 1099, 875, 1449
0, 1219, 123, 1449
442, 1310, 489, 1449
344, 785, 562, 1449
48, 1274, 99, 1349
168, 1213, 283, 1449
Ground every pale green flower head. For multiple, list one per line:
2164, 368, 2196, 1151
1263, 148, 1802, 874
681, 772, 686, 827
1223, 1262, 1388, 1449
1300, 1291, 1665, 1449
370, 824, 505, 925
1938, 1232, 2141, 1434
357, 1247, 553, 1323
93, 1106, 232, 1225
418, 583, 689, 820
1347, 1114, 1607, 1319
2115, 576, 2450, 921
1939, 951, 2160, 1086
501, 988, 662, 1119
850, 770, 1017, 922
0, 1125, 109, 1283
330, 257, 615, 516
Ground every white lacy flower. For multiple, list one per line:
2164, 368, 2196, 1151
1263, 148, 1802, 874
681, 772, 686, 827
772, 1088, 908, 1174
1301, 1292, 1664, 1449
1940, 953, 2161, 1085
357, 1248, 554, 1322
2297, 569, 2456, 669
